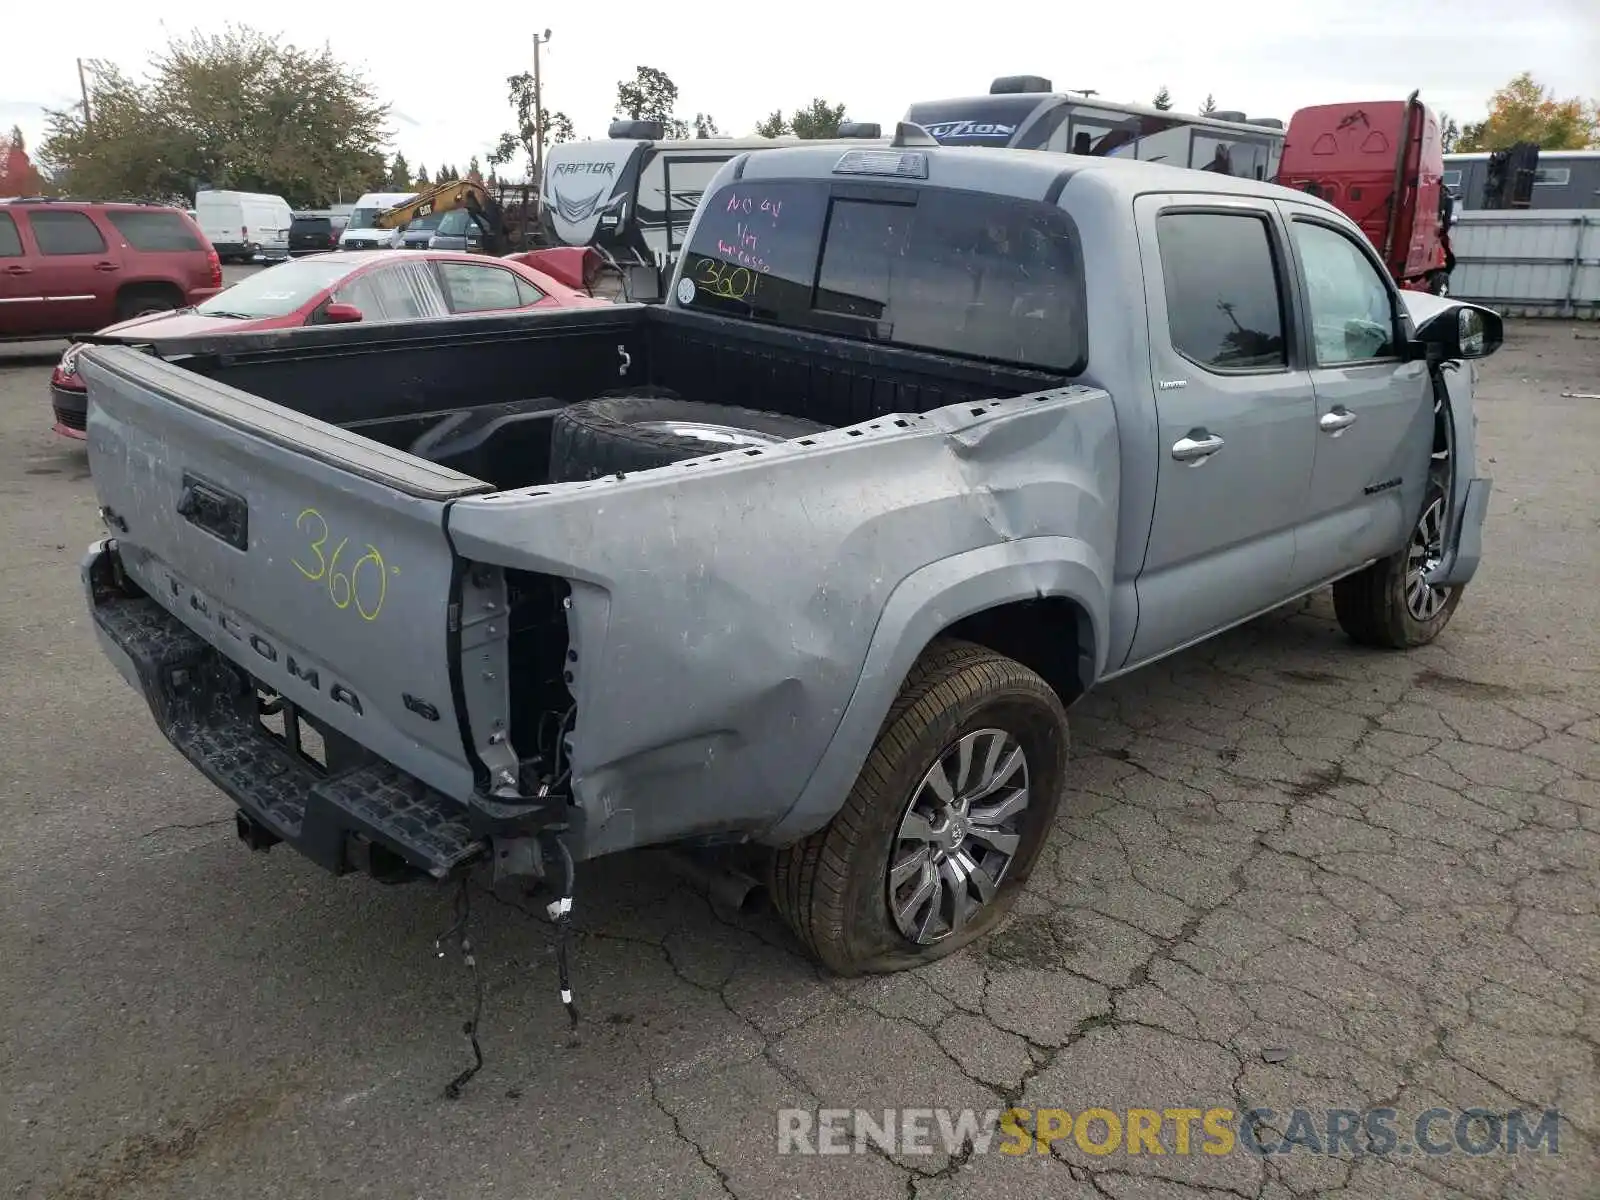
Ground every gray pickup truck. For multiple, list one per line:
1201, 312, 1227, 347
78, 128, 1500, 977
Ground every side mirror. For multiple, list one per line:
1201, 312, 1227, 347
322, 302, 364, 324
1407, 301, 1503, 361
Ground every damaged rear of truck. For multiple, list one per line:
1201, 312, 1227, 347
81, 136, 1127, 977
79, 134, 1498, 985
83, 338, 1115, 871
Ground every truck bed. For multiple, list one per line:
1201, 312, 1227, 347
79, 303, 1115, 878
138, 304, 1067, 487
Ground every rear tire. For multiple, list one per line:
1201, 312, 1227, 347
547, 395, 826, 482
770, 639, 1069, 976
115, 286, 182, 322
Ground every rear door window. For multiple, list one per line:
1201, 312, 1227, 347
333, 260, 449, 322
680, 180, 1087, 373
1156, 211, 1288, 371
27, 210, 108, 255
105, 210, 203, 251
0, 213, 22, 257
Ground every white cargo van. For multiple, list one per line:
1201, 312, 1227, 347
193, 190, 294, 263
338, 192, 418, 250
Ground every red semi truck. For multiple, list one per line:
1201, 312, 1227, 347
1275, 92, 1455, 295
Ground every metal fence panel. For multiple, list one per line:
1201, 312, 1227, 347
1449, 211, 1599, 319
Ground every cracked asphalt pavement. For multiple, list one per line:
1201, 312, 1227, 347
2, 317, 1597, 1199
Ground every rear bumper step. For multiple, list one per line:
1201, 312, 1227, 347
87, 546, 502, 880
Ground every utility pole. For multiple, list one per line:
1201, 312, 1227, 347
532, 29, 552, 186
77, 58, 92, 132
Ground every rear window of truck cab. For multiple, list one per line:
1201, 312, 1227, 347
678, 180, 1087, 374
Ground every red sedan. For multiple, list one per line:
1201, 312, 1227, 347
51, 249, 609, 439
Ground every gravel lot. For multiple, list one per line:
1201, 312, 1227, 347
1, 310, 1596, 1200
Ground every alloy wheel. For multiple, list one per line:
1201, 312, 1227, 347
887, 728, 1031, 945
1405, 495, 1452, 621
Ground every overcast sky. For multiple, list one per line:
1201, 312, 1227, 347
3, 1, 1595, 181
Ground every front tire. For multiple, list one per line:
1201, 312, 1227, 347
771, 639, 1068, 976
1332, 488, 1463, 648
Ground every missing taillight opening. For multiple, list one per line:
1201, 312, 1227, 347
503, 570, 579, 789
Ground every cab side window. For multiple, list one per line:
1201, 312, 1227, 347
1156, 210, 1288, 372
1291, 221, 1397, 365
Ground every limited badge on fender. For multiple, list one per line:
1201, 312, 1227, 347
676, 276, 696, 305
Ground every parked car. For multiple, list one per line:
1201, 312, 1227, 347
73, 137, 1499, 986
0, 199, 223, 342
402, 212, 445, 249
194, 190, 293, 264
426, 206, 486, 252
50, 249, 608, 438
287, 214, 344, 257
338, 192, 417, 250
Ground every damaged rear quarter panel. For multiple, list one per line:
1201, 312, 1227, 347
445, 387, 1120, 857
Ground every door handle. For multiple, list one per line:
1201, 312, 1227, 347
94, 261, 121, 272
1319, 408, 1358, 435
4, 264, 30, 275
1171, 432, 1225, 463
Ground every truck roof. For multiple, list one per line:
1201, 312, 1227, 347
730, 140, 1343, 213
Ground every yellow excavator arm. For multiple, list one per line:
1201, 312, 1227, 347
373, 180, 508, 253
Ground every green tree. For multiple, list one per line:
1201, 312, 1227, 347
415, 164, 431, 187
788, 98, 848, 139
616, 66, 688, 137
754, 110, 788, 138
491, 71, 577, 178
1152, 86, 1173, 111
544, 112, 575, 146
38, 27, 389, 207
467, 155, 482, 181
389, 152, 410, 189
1457, 71, 1599, 151
1438, 113, 1461, 154
693, 112, 721, 138
1200, 93, 1217, 115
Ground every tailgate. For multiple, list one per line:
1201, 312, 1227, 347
79, 345, 494, 799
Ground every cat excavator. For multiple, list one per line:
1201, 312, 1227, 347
373, 179, 510, 255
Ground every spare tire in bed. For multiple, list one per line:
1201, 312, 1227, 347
548, 395, 828, 482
